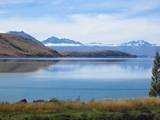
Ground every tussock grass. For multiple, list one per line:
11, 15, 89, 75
0, 97, 160, 113
86, 97, 160, 111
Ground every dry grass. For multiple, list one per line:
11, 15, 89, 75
0, 97, 160, 113
86, 97, 160, 111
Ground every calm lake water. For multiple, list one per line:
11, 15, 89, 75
0, 58, 153, 102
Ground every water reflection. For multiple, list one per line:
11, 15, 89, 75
42, 58, 152, 80
0, 58, 153, 101
48, 59, 152, 72
0, 58, 152, 79
0, 61, 58, 73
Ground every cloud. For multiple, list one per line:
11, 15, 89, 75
0, 0, 159, 44
0, 0, 36, 5
0, 0, 160, 18
0, 14, 159, 44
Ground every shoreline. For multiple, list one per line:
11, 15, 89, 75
0, 57, 152, 61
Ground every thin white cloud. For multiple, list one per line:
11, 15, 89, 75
124, 0, 160, 17
0, 14, 159, 44
0, 0, 160, 18
0, 0, 36, 5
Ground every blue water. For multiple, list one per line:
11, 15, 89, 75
0, 58, 153, 102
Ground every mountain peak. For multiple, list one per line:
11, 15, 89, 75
7, 31, 42, 45
7, 31, 36, 40
43, 36, 82, 46
121, 40, 156, 47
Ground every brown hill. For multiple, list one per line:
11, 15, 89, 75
0, 33, 61, 57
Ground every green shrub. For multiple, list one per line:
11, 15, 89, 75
28, 115, 50, 120
49, 98, 60, 103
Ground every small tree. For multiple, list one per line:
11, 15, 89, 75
149, 52, 160, 97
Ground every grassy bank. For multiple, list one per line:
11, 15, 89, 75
0, 98, 160, 120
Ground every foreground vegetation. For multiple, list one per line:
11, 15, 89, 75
0, 98, 160, 120
149, 52, 160, 97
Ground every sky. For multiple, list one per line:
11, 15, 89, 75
0, 0, 160, 44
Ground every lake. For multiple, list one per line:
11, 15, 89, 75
0, 58, 153, 102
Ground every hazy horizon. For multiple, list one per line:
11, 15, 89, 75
0, 0, 160, 44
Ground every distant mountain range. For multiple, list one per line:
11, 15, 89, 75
1, 31, 159, 57
43, 37, 156, 47
43, 38, 159, 57
42, 38, 135, 58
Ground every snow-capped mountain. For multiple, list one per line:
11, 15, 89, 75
116, 40, 159, 56
42, 37, 82, 46
86, 40, 156, 47
121, 40, 156, 47
7, 31, 42, 45
46, 39, 159, 57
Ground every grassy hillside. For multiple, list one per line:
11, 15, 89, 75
0, 98, 160, 120
0, 33, 61, 57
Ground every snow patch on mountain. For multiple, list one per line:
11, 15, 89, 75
121, 40, 156, 47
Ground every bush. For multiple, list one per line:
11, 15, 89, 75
49, 98, 60, 103
28, 115, 50, 120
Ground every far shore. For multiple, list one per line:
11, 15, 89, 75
0, 56, 152, 61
